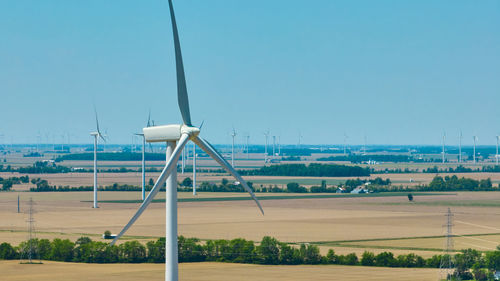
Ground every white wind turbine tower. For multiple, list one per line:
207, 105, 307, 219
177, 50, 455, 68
231, 128, 237, 167
90, 107, 106, 209
473, 136, 478, 164
458, 131, 462, 163
181, 143, 185, 174
272, 135, 276, 157
134, 111, 153, 201
264, 130, 269, 163
278, 136, 281, 156
110, 2, 264, 281
192, 142, 197, 195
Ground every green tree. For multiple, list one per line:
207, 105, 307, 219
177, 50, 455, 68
49, 239, 74, 261
256, 236, 280, 264
181, 177, 193, 187
375, 252, 397, 267
361, 251, 375, 266
119, 241, 146, 263
178, 236, 205, 262
0, 242, 17, 259
299, 244, 321, 264
326, 249, 337, 264
146, 238, 165, 263
485, 250, 500, 270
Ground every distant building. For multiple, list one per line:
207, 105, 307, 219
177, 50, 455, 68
350, 186, 369, 194
336, 187, 345, 193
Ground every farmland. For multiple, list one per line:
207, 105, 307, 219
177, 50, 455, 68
2, 151, 500, 280
0, 260, 440, 281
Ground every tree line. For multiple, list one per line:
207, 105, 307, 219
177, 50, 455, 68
239, 164, 370, 177
0, 175, 29, 191
317, 155, 423, 163
371, 175, 498, 193
2, 236, 500, 279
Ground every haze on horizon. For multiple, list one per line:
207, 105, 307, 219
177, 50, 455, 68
0, 0, 498, 145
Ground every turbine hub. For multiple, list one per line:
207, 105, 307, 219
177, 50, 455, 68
181, 125, 200, 138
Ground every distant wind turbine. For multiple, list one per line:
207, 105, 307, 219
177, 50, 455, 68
272, 135, 276, 157
264, 130, 269, 163
231, 128, 237, 167
90, 107, 106, 208
192, 142, 197, 195
134, 112, 153, 201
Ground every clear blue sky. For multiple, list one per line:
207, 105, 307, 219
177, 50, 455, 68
0, 0, 498, 145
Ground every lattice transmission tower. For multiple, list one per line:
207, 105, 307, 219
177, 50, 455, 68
20, 198, 41, 264
439, 208, 456, 280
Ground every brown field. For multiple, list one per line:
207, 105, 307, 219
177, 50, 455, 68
2, 156, 500, 279
1, 191, 500, 249
0, 260, 440, 281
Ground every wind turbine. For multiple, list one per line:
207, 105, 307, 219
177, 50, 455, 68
135, 112, 152, 201
134, 132, 146, 201
473, 136, 478, 164
231, 128, 237, 167
272, 135, 276, 157
110, 2, 264, 281
264, 130, 269, 163
90, 107, 106, 209
278, 136, 281, 156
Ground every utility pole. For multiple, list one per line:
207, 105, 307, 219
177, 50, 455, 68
17, 195, 20, 213
439, 208, 456, 280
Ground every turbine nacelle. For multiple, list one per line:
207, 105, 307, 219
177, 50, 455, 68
143, 124, 200, 143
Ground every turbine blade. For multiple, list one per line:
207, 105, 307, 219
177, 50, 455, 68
147, 109, 151, 127
168, 0, 192, 126
94, 106, 101, 134
193, 136, 264, 215
110, 133, 190, 245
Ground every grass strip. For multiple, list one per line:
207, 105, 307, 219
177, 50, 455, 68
84, 192, 449, 204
